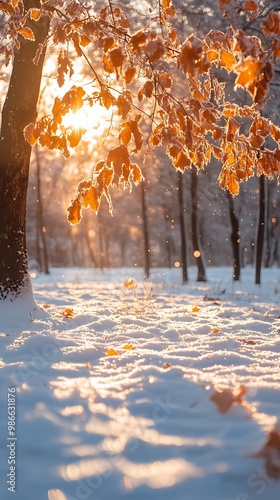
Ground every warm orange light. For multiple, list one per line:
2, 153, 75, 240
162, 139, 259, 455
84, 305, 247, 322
193, 250, 201, 258
174, 261, 180, 268
272, 217, 277, 223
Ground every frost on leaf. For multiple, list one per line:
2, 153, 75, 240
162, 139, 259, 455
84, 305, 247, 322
67, 198, 82, 225
30, 8, 41, 20
18, 27, 35, 41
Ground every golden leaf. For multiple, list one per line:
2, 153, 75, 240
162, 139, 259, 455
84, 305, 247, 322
0, 2, 15, 14
235, 57, 261, 90
99, 89, 115, 109
124, 278, 137, 288
18, 27, 35, 41
207, 49, 219, 62
131, 164, 143, 184
24, 123, 37, 146
107, 145, 130, 178
192, 305, 200, 312
81, 186, 100, 212
220, 49, 237, 71
116, 94, 131, 119
30, 8, 41, 20
120, 123, 132, 145
138, 80, 154, 101
62, 307, 74, 318
123, 344, 135, 350
68, 127, 86, 148
227, 172, 239, 195
67, 198, 82, 225
105, 348, 119, 356
125, 67, 136, 84
212, 327, 221, 333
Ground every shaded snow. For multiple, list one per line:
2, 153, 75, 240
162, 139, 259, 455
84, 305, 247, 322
0, 266, 280, 500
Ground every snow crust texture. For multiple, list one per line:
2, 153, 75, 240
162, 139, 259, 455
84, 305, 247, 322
0, 266, 280, 500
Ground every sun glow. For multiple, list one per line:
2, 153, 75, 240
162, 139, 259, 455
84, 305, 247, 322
62, 103, 112, 139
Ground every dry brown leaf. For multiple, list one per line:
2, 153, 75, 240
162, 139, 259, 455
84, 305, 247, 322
210, 385, 246, 414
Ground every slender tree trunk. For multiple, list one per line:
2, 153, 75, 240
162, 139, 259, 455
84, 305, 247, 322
98, 214, 105, 269
141, 181, 150, 279
177, 173, 188, 283
35, 146, 49, 274
191, 168, 206, 281
227, 192, 241, 281
0, 5, 49, 298
264, 181, 271, 268
255, 175, 265, 284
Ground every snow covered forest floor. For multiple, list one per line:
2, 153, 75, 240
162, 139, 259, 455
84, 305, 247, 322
1, 266, 280, 500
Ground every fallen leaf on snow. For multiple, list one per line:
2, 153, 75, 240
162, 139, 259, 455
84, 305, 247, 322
210, 385, 246, 414
105, 348, 120, 356
124, 278, 137, 288
123, 344, 135, 350
163, 363, 172, 369
212, 327, 221, 333
62, 308, 74, 318
192, 305, 200, 313
255, 427, 280, 478
237, 338, 257, 345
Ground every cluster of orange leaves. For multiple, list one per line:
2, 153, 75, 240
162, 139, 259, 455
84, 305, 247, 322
1, 0, 280, 218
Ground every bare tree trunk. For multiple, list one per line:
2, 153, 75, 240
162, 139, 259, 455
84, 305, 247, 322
191, 168, 206, 281
255, 175, 265, 284
98, 213, 105, 269
264, 181, 271, 268
35, 146, 49, 274
141, 181, 150, 279
177, 173, 188, 283
0, 4, 49, 298
227, 191, 241, 281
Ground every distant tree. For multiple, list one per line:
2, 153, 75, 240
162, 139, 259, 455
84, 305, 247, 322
190, 167, 206, 281
1, 0, 280, 300
255, 175, 266, 284
177, 172, 188, 283
227, 192, 241, 281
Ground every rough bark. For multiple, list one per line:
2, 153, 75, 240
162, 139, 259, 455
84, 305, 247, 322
0, 4, 49, 298
177, 173, 188, 283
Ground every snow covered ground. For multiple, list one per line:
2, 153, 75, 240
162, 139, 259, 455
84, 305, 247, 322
0, 266, 280, 500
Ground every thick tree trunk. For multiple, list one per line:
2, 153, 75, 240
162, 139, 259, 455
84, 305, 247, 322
255, 175, 265, 285
141, 181, 150, 279
227, 191, 241, 281
0, 5, 49, 298
177, 173, 188, 283
191, 168, 206, 281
